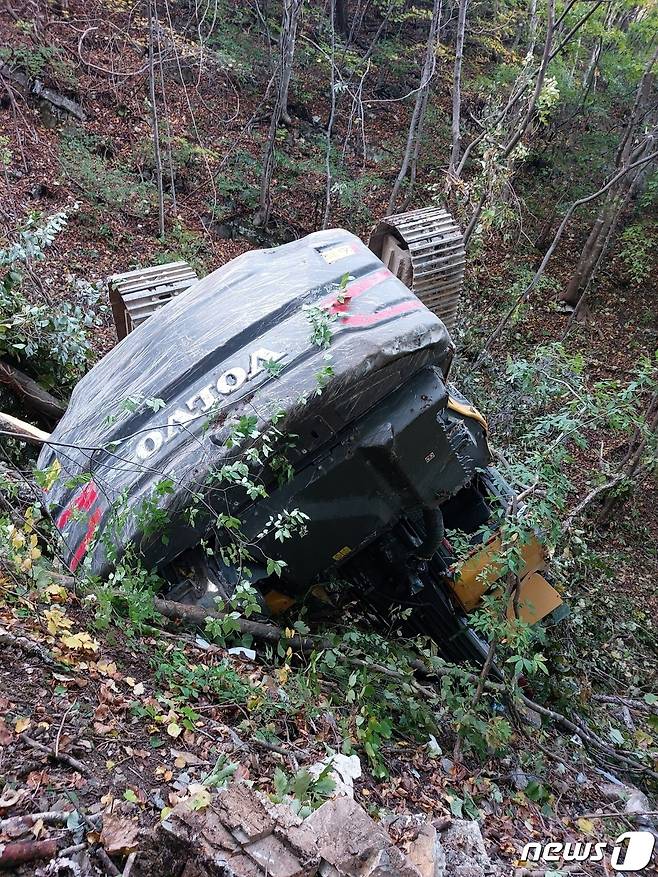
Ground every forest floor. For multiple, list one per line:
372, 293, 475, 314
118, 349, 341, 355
1, 0, 658, 873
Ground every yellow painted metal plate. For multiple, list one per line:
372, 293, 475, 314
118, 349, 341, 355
506, 572, 562, 624
449, 533, 546, 612
263, 590, 297, 615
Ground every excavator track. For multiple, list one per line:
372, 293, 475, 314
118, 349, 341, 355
368, 206, 466, 331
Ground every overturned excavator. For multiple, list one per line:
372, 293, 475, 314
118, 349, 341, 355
38, 207, 562, 665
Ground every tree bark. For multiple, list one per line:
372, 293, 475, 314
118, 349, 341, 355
0, 412, 51, 445
336, 0, 349, 37
322, 0, 338, 228
0, 360, 66, 419
527, 0, 538, 55
560, 47, 658, 305
148, 0, 165, 238
387, 0, 442, 213
254, 0, 303, 226
448, 0, 469, 182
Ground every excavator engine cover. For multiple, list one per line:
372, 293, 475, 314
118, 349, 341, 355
38, 227, 560, 663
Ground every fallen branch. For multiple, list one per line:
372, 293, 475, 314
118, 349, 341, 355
593, 694, 656, 714
0, 810, 75, 835
0, 62, 86, 122
0, 626, 69, 671
562, 473, 625, 532
153, 598, 329, 653
21, 734, 90, 777
0, 838, 58, 869
578, 810, 658, 819
0, 413, 51, 446
74, 805, 121, 877
65, 584, 658, 783
0, 360, 67, 420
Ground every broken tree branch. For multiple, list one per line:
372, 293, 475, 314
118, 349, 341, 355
21, 734, 90, 777
0, 413, 51, 446
0, 838, 59, 869
0, 360, 66, 420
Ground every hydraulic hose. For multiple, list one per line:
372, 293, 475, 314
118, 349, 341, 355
417, 507, 445, 560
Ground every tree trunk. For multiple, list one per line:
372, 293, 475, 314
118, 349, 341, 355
254, 0, 303, 227
0, 360, 66, 420
448, 0, 469, 182
148, 0, 165, 238
336, 0, 349, 37
387, 0, 442, 213
560, 47, 658, 305
527, 0, 538, 55
322, 0, 337, 228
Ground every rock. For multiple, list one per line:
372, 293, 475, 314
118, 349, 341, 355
307, 753, 362, 798
599, 781, 655, 829
154, 783, 319, 877
511, 768, 528, 791
305, 796, 421, 877
214, 783, 274, 844
439, 820, 493, 877
149, 782, 446, 877
406, 823, 446, 877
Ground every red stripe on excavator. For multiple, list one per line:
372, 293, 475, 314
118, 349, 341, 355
341, 300, 424, 327
56, 481, 99, 529
70, 507, 102, 572
322, 267, 392, 314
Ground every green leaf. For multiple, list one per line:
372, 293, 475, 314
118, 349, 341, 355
273, 766, 289, 800
448, 796, 464, 817
609, 728, 625, 746
292, 769, 313, 802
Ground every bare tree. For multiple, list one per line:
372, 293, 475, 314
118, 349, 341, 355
147, 0, 165, 238
254, 0, 304, 227
448, 0, 469, 184
323, 0, 338, 228
560, 46, 658, 306
461, 0, 555, 245
387, 0, 443, 214
527, 0, 538, 56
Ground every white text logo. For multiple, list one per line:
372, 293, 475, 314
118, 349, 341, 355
521, 832, 655, 872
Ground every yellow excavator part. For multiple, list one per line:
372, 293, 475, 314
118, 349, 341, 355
506, 571, 562, 624
263, 589, 297, 614
446, 396, 488, 432
448, 532, 560, 623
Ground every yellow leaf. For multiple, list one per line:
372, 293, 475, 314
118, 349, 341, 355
44, 583, 68, 604
577, 818, 595, 835
160, 807, 172, 821
166, 722, 182, 738
14, 716, 31, 734
31, 818, 44, 838
60, 632, 100, 653
42, 459, 61, 491
45, 608, 73, 635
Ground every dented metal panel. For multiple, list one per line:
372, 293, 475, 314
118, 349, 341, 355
39, 230, 457, 576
